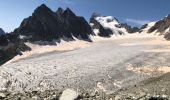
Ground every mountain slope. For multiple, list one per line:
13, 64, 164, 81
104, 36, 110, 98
0, 33, 31, 65
148, 14, 170, 34
140, 14, 170, 36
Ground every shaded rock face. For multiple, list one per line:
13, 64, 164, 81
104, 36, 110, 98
60, 8, 93, 40
98, 25, 113, 37
14, 4, 93, 42
0, 33, 31, 65
164, 31, 170, 40
0, 35, 8, 46
0, 28, 5, 35
148, 14, 170, 34
121, 23, 139, 33
140, 24, 148, 30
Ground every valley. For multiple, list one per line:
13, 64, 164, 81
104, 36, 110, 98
0, 3, 170, 100
0, 35, 170, 99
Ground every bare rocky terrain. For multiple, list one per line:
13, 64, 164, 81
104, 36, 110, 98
0, 35, 170, 100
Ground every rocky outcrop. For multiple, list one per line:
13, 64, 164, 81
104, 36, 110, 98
0, 35, 8, 46
139, 22, 156, 34
164, 31, 170, 40
90, 13, 127, 37
148, 14, 170, 34
121, 23, 139, 33
90, 14, 113, 37
0, 33, 31, 65
138, 14, 170, 41
14, 4, 93, 42
0, 28, 5, 35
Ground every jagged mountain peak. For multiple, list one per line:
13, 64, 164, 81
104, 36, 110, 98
36, 4, 49, 10
63, 7, 76, 17
14, 4, 93, 42
33, 4, 54, 16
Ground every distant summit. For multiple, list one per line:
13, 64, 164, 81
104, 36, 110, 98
90, 13, 128, 37
121, 23, 139, 33
14, 4, 93, 42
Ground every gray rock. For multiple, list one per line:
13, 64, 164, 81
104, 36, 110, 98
0, 92, 6, 99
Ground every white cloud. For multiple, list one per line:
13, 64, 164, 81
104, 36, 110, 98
58, 0, 74, 5
125, 19, 150, 25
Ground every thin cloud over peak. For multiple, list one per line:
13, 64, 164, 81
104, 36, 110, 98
58, 0, 74, 5
125, 18, 150, 25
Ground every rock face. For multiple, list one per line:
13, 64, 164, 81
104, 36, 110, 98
0, 28, 5, 35
140, 14, 170, 35
0, 35, 8, 46
0, 33, 31, 65
90, 13, 128, 37
139, 22, 156, 33
14, 4, 93, 42
148, 14, 170, 34
164, 31, 170, 40
121, 23, 139, 33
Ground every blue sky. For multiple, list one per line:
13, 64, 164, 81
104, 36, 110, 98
0, 0, 170, 32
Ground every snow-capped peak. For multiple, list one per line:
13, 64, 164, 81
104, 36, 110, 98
95, 16, 120, 30
90, 14, 128, 37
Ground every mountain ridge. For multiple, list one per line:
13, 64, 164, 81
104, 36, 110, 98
139, 14, 170, 36
14, 4, 93, 42
1, 4, 170, 66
